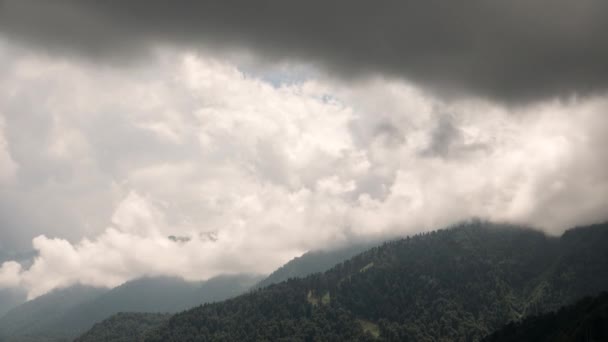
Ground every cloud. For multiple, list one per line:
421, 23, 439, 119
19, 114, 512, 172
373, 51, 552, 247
0, 261, 22, 288
420, 114, 490, 159
0, 116, 18, 184
1, 0, 608, 102
0, 42, 607, 298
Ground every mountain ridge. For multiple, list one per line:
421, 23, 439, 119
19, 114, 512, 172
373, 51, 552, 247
253, 240, 381, 290
139, 221, 608, 341
0, 274, 262, 342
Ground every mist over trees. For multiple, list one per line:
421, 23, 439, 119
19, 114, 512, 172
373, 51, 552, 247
0, 275, 262, 341
114, 222, 608, 341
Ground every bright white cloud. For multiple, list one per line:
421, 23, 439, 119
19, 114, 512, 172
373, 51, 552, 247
0, 40, 607, 299
0, 262, 22, 288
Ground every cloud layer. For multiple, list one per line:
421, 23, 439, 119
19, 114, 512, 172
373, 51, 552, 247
2, 0, 608, 102
0, 40, 607, 298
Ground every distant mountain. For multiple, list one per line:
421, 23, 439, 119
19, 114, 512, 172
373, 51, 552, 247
75, 313, 171, 342
0, 250, 36, 317
254, 241, 381, 290
0, 285, 107, 342
141, 222, 608, 341
0, 274, 262, 342
55, 274, 262, 335
0, 289, 27, 318
483, 292, 608, 342
76, 243, 377, 342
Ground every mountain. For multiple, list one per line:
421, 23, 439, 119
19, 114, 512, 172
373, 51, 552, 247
483, 291, 608, 342
254, 241, 381, 290
140, 222, 608, 341
76, 243, 378, 342
0, 250, 36, 316
0, 285, 107, 342
0, 289, 27, 318
55, 274, 262, 335
0, 274, 262, 342
75, 313, 171, 342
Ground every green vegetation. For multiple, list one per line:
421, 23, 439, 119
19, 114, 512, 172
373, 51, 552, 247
253, 241, 381, 290
358, 319, 380, 338
138, 221, 608, 342
483, 292, 608, 341
75, 313, 170, 342
359, 262, 374, 273
0, 275, 262, 342
321, 292, 331, 305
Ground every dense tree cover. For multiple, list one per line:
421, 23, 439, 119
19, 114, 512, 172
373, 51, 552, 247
55, 274, 262, 335
75, 313, 171, 342
0, 275, 261, 342
483, 292, 608, 342
141, 222, 608, 342
254, 241, 381, 290
77, 243, 380, 342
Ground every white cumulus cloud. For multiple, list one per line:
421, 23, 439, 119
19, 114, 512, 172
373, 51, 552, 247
0, 39, 607, 298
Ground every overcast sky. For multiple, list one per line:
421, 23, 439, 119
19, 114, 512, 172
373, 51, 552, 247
1, 1, 608, 299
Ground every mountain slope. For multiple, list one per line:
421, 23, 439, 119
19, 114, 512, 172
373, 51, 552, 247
0, 285, 107, 342
0, 250, 37, 317
0, 274, 262, 342
143, 222, 608, 342
0, 289, 27, 318
56, 274, 262, 335
254, 241, 381, 290
483, 292, 608, 342
77, 242, 376, 342
75, 313, 171, 342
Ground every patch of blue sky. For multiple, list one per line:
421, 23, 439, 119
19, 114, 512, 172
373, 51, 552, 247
239, 63, 316, 88
239, 62, 339, 105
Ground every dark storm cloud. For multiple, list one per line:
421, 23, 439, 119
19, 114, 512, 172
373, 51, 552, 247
1, 0, 608, 102
421, 115, 490, 159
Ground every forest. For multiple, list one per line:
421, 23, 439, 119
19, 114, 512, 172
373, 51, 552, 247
484, 292, 608, 342
78, 221, 608, 341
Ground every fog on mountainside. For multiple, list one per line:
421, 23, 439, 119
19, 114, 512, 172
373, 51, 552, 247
0, 285, 106, 342
73, 240, 384, 342
0, 289, 26, 318
138, 222, 608, 341
0, 274, 261, 342
2, 2, 608, 342
254, 241, 382, 290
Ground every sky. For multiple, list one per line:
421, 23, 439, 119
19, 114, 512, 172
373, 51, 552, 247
1, 0, 608, 299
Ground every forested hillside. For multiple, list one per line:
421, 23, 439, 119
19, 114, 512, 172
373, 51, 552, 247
0, 275, 261, 342
483, 292, 608, 341
75, 313, 171, 342
54, 274, 262, 336
254, 241, 380, 290
77, 242, 378, 341
140, 222, 608, 342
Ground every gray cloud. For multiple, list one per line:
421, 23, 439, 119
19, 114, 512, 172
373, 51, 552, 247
421, 114, 491, 159
1, 0, 608, 102
1, 40, 608, 298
